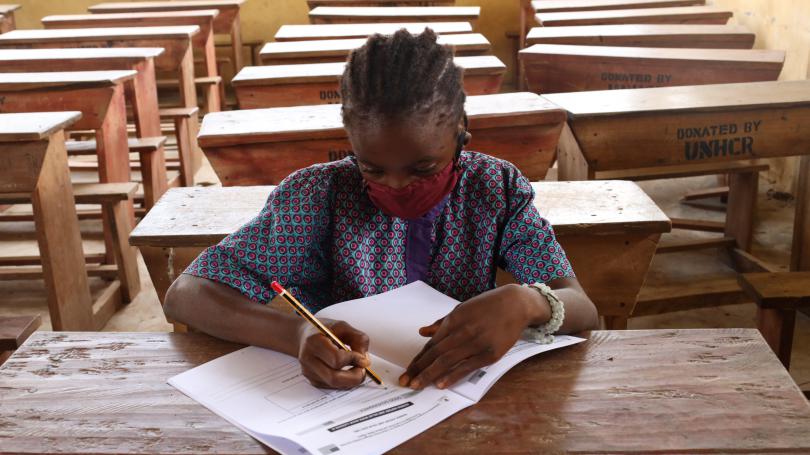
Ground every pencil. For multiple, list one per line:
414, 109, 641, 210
271, 281, 384, 386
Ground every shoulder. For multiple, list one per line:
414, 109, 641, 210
457, 151, 533, 198
270, 157, 362, 208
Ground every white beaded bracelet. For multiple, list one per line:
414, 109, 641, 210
522, 282, 565, 344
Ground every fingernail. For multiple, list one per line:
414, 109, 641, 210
437, 380, 447, 389
399, 375, 410, 387
410, 379, 421, 389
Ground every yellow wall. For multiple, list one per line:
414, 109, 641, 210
11, 0, 808, 191
711, 0, 810, 193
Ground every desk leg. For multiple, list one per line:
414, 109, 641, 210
231, 15, 244, 74
792, 156, 810, 271
726, 171, 758, 252
178, 45, 203, 176
557, 124, 594, 181
203, 29, 222, 113
29, 133, 94, 331
127, 60, 168, 209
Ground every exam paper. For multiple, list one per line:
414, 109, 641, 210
169, 282, 584, 454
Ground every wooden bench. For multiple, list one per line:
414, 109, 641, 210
130, 181, 670, 330
536, 6, 733, 27
0, 27, 206, 178
42, 11, 222, 113
0, 112, 137, 331
0, 314, 40, 365
274, 21, 472, 41
0, 48, 179, 199
308, 6, 480, 26
260, 33, 490, 64
520, 44, 785, 93
198, 92, 566, 184
89, 1, 247, 72
545, 80, 810, 315
0, 4, 19, 33
232, 55, 506, 108
526, 24, 755, 49
519, 0, 704, 49
739, 272, 810, 369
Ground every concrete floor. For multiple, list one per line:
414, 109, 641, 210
1, 158, 807, 390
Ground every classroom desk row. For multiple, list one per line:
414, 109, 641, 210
0, 3, 19, 34
2, 329, 809, 454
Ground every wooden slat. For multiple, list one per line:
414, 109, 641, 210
0, 264, 120, 281
682, 185, 729, 200
670, 218, 725, 232
526, 24, 755, 48
274, 22, 472, 41
634, 277, 748, 316
66, 136, 167, 155
533, 0, 705, 13
536, 6, 733, 27
0, 26, 200, 42
0, 70, 137, 90
0, 112, 82, 142
597, 161, 769, 181
0, 314, 40, 351
0, 253, 107, 267
656, 236, 736, 253
308, 6, 480, 24
739, 272, 810, 309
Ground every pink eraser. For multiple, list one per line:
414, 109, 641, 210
271, 281, 284, 294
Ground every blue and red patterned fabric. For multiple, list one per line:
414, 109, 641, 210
185, 151, 574, 312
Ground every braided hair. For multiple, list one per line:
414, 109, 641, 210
340, 28, 466, 131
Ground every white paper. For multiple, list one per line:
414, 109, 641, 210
169, 282, 584, 454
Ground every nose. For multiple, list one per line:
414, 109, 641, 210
377, 173, 416, 190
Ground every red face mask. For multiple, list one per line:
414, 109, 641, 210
365, 159, 460, 220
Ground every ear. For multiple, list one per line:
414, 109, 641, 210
463, 131, 471, 145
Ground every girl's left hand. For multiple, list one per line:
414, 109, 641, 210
399, 284, 549, 390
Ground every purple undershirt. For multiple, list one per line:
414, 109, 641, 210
404, 195, 449, 284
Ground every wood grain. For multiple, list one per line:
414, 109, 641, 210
526, 23, 755, 48
0, 112, 82, 142
274, 22, 472, 41
536, 5, 733, 26
520, 44, 784, 93
1, 330, 808, 454
534, 0, 704, 13
309, 0, 454, 6
309, 6, 480, 25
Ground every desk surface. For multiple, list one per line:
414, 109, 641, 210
275, 22, 472, 40
309, 6, 480, 18
0, 4, 19, 15
260, 33, 489, 58
89, 0, 244, 12
0, 70, 137, 90
521, 43, 784, 64
198, 92, 565, 146
1, 329, 808, 454
233, 55, 505, 84
43, 10, 220, 24
0, 111, 81, 142
537, 5, 732, 23
129, 180, 669, 247
0, 47, 164, 63
526, 23, 752, 40
0, 26, 199, 43
533, 0, 704, 12
545, 79, 810, 117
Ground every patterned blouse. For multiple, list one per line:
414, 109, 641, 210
185, 151, 574, 312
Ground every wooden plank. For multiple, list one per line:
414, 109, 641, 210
0, 253, 107, 267
536, 6, 733, 27
597, 160, 768, 181
533, 0, 704, 13
233, 56, 505, 107
520, 45, 784, 93
259, 33, 489, 64
670, 218, 725, 232
0, 112, 82, 142
0, 47, 165, 64
682, 185, 729, 200
634, 277, 748, 316
274, 22, 472, 41
656, 236, 736, 253
739, 272, 810, 309
309, 0, 454, 6
309, 6, 480, 24
197, 92, 566, 183
2, 330, 810, 453
0, 264, 120, 281
792, 155, 810, 271
0, 315, 40, 351
526, 23, 755, 48
0, 26, 200, 42
0, 70, 136, 91
88, 1, 243, 33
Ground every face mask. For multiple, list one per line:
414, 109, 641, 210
365, 158, 460, 219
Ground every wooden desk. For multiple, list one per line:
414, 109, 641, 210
233, 55, 506, 108
536, 6, 733, 27
275, 21, 472, 41
0, 4, 19, 33
520, 44, 785, 93
130, 181, 670, 328
260, 33, 490, 64
6, 328, 808, 453
0, 112, 102, 331
198, 92, 566, 183
309, 6, 480, 26
547, 80, 810, 309
42, 11, 222, 113
0, 48, 171, 207
0, 27, 204, 176
526, 24, 755, 49
89, 0, 247, 72
519, 0, 703, 48
309, 0, 455, 6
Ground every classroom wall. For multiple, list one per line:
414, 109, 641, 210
11, 0, 808, 192
710, 0, 810, 194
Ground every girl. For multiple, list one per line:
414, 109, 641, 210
164, 29, 599, 391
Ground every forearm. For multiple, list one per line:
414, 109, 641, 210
522, 278, 599, 334
164, 274, 305, 357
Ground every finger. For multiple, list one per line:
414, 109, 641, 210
310, 334, 367, 370
302, 354, 365, 389
434, 353, 494, 390
418, 318, 444, 337
402, 331, 469, 385
410, 346, 479, 390
332, 321, 371, 354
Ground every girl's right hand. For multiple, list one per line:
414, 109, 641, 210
297, 319, 371, 389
